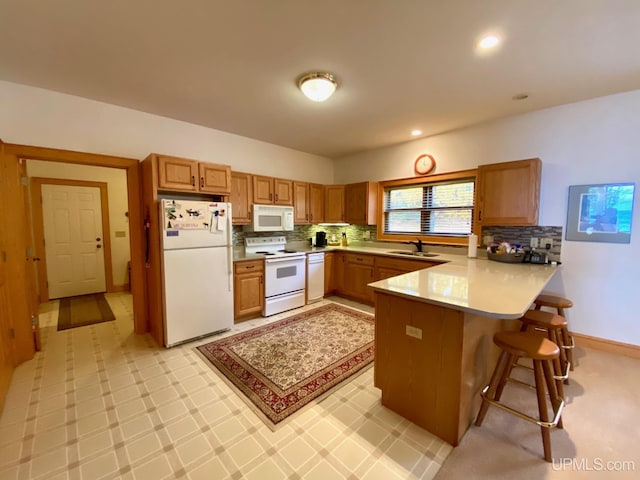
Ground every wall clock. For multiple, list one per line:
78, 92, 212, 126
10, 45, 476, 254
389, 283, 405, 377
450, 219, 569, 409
414, 154, 436, 175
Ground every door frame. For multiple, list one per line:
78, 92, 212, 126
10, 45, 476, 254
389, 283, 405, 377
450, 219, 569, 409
31, 178, 113, 301
4, 143, 147, 335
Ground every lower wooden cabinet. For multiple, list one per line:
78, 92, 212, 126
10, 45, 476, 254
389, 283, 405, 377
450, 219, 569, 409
340, 253, 375, 303
330, 252, 438, 305
233, 260, 264, 320
374, 256, 437, 281
324, 252, 335, 294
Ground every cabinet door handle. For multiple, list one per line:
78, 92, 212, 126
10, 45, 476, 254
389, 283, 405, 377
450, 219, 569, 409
275, 193, 278, 202
200, 177, 204, 188
478, 210, 482, 221
260, 276, 263, 284
246, 265, 255, 269
191, 175, 195, 186
309, 213, 313, 221
269, 193, 273, 201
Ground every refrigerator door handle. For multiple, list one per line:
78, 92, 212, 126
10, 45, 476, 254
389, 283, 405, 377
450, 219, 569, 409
226, 207, 233, 292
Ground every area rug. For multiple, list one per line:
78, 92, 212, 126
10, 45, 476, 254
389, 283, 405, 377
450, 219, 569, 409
196, 303, 375, 429
57, 293, 116, 331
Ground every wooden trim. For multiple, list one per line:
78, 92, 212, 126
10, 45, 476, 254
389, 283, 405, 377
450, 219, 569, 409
378, 169, 478, 188
376, 169, 479, 246
111, 284, 129, 293
8, 143, 147, 335
30, 178, 114, 299
5, 144, 137, 167
572, 332, 640, 359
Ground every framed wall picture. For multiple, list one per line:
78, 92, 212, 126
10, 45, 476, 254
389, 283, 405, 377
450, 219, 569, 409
566, 183, 635, 243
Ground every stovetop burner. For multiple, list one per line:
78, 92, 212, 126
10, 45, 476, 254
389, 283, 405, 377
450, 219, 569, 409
245, 236, 306, 259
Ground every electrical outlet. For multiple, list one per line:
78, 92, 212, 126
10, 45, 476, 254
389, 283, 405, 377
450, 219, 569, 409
405, 325, 423, 340
483, 235, 493, 246
530, 237, 539, 248
363, 230, 371, 239
541, 237, 553, 249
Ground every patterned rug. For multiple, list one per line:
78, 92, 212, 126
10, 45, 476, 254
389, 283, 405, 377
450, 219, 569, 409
196, 303, 375, 429
57, 293, 115, 331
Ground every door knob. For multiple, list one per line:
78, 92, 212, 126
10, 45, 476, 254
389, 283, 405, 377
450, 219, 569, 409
96, 245, 102, 249
96, 237, 101, 241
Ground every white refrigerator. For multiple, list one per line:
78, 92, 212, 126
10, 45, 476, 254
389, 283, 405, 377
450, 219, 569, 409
160, 199, 233, 347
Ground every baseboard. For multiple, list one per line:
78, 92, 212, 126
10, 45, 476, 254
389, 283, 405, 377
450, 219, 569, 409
572, 332, 640, 359
110, 284, 130, 293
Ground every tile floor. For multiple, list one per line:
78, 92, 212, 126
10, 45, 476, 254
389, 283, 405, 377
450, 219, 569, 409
0, 293, 451, 479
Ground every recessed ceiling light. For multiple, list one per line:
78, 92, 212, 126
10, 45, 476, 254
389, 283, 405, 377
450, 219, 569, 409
512, 93, 529, 100
478, 35, 500, 49
411, 130, 422, 136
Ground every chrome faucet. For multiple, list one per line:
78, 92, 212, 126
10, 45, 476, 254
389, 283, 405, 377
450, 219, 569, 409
406, 238, 424, 252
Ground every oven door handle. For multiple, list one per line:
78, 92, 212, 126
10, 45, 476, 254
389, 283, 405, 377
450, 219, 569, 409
265, 256, 305, 264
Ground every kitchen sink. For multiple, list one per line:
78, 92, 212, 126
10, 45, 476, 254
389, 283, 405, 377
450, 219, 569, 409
388, 251, 439, 257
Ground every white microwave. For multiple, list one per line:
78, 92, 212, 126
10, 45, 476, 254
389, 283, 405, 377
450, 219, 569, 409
249, 204, 294, 232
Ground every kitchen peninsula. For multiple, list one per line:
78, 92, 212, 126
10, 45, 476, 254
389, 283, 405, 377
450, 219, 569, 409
368, 257, 558, 446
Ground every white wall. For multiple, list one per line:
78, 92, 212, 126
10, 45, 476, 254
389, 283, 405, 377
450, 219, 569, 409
0, 81, 334, 183
335, 90, 640, 346
26, 160, 131, 287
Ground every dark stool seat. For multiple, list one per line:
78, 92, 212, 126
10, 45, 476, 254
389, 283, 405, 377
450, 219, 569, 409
475, 331, 565, 462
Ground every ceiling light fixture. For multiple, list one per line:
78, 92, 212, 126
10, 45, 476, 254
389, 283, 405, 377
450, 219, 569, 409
478, 35, 500, 49
411, 129, 423, 136
298, 72, 337, 102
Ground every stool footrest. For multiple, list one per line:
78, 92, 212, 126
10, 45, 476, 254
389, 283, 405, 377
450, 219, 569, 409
561, 335, 575, 350
480, 385, 564, 428
553, 361, 570, 381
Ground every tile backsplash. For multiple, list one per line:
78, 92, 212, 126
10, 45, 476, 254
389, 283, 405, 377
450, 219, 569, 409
481, 225, 563, 261
232, 224, 377, 246
233, 223, 563, 261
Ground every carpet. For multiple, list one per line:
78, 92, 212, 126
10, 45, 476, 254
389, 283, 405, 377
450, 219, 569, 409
57, 293, 116, 331
196, 303, 375, 429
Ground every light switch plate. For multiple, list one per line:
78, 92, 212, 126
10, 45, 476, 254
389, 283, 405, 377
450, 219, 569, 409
405, 325, 423, 340
530, 237, 539, 248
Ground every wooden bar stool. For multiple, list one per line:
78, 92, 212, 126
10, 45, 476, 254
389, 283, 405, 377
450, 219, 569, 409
521, 309, 570, 388
534, 294, 575, 371
475, 331, 565, 462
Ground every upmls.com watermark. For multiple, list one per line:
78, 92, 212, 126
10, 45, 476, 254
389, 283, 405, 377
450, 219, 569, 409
552, 458, 636, 472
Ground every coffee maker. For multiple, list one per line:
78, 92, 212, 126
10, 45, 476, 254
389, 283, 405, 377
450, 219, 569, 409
315, 231, 327, 247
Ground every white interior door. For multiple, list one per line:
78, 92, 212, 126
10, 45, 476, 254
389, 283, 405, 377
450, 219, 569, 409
42, 184, 106, 299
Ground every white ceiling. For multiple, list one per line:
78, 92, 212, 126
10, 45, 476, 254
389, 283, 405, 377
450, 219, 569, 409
1, 0, 639, 158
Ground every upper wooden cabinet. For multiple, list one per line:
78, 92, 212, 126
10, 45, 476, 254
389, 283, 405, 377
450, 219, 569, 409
230, 172, 253, 225
345, 181, 378, 225
293, 182, 324, 224
324, 185, 345, 223
476, 158, 541, 226
309, 183, 324, 224
252, 175, 293, 205
157, 154, 231, 194
199, 162, 232, 194
293, 181, 309, 224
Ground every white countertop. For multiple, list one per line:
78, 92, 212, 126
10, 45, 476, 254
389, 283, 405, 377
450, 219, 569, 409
368, 256, 558, 319
233, 243, 559, 319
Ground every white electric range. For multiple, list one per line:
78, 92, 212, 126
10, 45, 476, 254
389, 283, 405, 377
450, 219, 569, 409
245, 236, 307, 316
